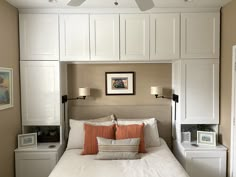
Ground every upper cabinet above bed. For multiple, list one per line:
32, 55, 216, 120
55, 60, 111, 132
120, 14, 150, 61
60, 14, 90, 62
90, 14, 120, 61
19, 11, 220, 62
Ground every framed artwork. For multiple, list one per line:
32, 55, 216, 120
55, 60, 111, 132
18, 133, 37, 149
105, 72, 135, 95
0, 67, 13, 110
197, 131, 216, 146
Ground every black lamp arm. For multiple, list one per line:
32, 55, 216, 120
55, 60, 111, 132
154, 94, 179, 103
62, 95, 86, 104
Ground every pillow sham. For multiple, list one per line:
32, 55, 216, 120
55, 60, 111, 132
117, 118, 160, 147
116, 123, 146, 153
67, 115, 115, 150
96, 137, 140, 160
81, 124, 115, 155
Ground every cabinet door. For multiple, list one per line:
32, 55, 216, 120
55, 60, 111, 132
180, 59, 219, 124
150, 13, 180, 60
60, 14, 90, 61
19, 14, 59, 61
120, 14, 149, 61
181, 13, 220, 59
185, 151, 226, 177
15, 152, 57, 177
90, 14, 119, 61
21, 61, 60, 125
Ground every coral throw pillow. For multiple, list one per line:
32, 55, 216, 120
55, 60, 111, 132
82, 124, 115, 155
116, 123, 146, 153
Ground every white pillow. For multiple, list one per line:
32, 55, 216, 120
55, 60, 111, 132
67, 116, 114, 150
117, 118, 160, 147
96, 137, 140, 160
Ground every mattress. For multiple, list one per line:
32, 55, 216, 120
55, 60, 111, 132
49, 138, 189, 177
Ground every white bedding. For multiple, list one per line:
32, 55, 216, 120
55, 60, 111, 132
49, 139, 189, 177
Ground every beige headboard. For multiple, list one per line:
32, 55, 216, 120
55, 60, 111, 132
70, 104, 172, 147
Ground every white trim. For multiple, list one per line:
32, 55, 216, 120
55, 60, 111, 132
230, 45, 236, 177
18, 8, 221, 14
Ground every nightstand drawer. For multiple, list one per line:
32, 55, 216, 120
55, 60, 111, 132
15, 152, 57, 177
185, 151, 226, 177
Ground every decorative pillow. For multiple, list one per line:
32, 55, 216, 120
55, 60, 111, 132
96, 137, 140, 160
81, 124, 115, 155
117, 118, 160, 147
116, 123, 146, 153
67, 115, 115, 150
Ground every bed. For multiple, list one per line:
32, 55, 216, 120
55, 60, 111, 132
49, 138, 189, 177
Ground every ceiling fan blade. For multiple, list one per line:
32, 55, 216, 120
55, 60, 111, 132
67, 0, 86, 6
135, 0, 155, 11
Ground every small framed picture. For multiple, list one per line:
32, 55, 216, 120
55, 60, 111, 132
197, 131, 216, 146
105, 72, 135, 95
0, 67, 13, 110
181, 132, 191, 143
18, 133, 37, 149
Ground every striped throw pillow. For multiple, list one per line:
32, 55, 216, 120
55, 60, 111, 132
81, 124, 115, 155
96, 137, 141, 160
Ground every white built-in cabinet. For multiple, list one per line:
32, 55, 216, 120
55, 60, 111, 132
90, 14, 119, 61
181, 12, 220, 59
20, 61, 61, 126
15, 143, 63, 177
120, 14, 150, 61
19, 14, 59, 61
60, 14, 90, 61
150, 13, 180, 60
18, 13, 220, 62
173, 141, 227, 177
173, 59, 219, 124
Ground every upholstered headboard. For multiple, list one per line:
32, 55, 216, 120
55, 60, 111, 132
69, 104, 172, 147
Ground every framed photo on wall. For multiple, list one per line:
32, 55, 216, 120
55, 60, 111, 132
197, 131, 216, 146
0, 67, 13, 110
18, 133, 37, 149
105, 72, 135, 95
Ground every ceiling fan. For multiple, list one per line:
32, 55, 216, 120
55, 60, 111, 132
67, 0, 155, 11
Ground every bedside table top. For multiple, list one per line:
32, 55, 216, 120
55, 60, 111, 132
15, 143, 62, 152
181, 141, 227, 151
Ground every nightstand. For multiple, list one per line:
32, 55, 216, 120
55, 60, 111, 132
15, 143, 65, 177
173, 140, 227, 177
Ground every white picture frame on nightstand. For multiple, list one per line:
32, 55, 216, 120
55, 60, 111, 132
197, 131, 216, 146
18, 133, 37, 149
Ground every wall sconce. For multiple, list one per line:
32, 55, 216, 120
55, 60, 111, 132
150, 86, 179, 103
151, 86, 179, 129
62, 87, 90, 142
62, 87, 91, 104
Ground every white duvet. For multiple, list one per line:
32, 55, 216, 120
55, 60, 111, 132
49, 139, 189, 177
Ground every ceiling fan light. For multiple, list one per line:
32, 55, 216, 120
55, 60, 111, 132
135, 0, 155, 11
67, 0, 86, 6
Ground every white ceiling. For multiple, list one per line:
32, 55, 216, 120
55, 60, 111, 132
6, 0, 232, 9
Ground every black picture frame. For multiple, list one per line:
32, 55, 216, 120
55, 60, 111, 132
105, 72, 135, 95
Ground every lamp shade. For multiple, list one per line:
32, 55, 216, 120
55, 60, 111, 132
150, 86, 163, 96
78, 87, 90, 97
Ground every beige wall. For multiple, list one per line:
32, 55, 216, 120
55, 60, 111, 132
220, 0, 236, 175
0, 1, 20, 177
68, 64, 171, 106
